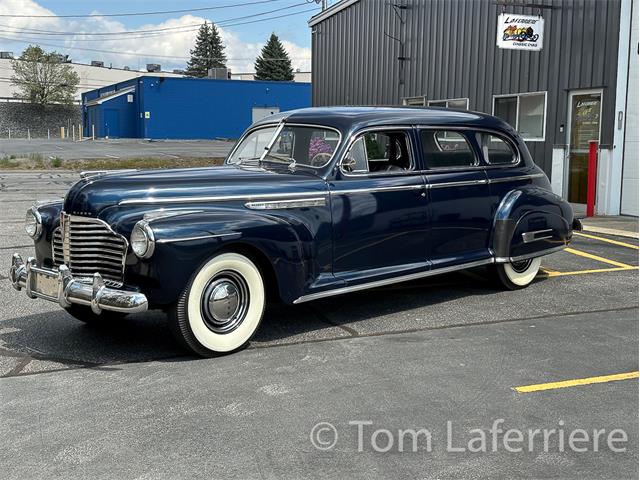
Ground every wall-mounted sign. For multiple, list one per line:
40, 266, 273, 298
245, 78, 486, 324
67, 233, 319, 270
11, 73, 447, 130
497, 13, 544, 51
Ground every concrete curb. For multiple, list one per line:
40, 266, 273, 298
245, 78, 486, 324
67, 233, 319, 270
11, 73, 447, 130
582, 225, 639, 239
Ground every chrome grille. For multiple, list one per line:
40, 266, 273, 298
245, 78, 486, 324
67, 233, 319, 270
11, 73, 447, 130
51, 214, 127, 285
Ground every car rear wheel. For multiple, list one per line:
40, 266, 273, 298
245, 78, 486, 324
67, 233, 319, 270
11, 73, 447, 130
169, 252, 266, 357
493, 257, 541, 290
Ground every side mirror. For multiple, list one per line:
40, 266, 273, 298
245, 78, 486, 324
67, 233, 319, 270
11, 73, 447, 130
340, 156, 357, 173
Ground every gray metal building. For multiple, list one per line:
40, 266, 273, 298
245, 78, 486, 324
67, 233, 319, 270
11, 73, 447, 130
309, 0, 638, 216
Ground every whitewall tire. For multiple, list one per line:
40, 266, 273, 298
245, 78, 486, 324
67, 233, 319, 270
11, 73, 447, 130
494, 257, 541, 290
169, 252, 266, 357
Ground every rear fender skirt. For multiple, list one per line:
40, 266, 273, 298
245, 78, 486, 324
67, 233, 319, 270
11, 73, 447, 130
491, 187, 575, 262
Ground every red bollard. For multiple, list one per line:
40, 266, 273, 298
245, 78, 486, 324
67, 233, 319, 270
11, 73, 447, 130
586, 141, 598, 217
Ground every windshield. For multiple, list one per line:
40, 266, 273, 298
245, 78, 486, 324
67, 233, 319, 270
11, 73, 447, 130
227, 126, 277, 164
227, 125, 340, 168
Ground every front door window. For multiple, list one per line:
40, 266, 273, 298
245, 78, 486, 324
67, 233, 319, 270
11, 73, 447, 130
568, 93, 601, 204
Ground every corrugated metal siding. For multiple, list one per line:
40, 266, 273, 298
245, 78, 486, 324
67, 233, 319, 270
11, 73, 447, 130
311, 0, 622, 175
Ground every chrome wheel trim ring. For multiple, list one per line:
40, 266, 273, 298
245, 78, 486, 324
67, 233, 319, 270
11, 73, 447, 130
200, 270, 250, 334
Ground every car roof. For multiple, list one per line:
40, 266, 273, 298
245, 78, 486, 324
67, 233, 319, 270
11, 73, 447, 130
252, 106, 517, 136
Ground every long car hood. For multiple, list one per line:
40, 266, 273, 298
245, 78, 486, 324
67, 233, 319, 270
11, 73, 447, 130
63, 165, 327, 217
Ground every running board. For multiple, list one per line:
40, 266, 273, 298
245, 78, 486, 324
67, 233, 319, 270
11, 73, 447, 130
293, 245, 567, 304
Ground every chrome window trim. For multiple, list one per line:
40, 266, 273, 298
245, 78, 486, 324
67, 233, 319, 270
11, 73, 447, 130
226, 122, 342, 170
338, 125, 419, 178
415, 125, 522, 171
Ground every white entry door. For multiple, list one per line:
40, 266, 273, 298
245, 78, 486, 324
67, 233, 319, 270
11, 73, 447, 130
252, 107, 280, 124
621, 0, 639, 216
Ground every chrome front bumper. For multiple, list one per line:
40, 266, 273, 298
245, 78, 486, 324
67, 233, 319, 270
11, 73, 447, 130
9, 253, 148, 314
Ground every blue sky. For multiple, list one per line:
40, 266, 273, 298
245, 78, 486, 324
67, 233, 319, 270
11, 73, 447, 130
0, 0, 327, 72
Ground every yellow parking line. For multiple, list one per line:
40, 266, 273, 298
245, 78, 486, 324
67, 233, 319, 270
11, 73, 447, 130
574, 232, 639, 250
542, 266, 638, 277
513, 371, 639, 393
564, 247, 634, 268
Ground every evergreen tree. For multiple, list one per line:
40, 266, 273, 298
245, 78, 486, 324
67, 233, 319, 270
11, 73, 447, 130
185, 22, 227, 77
254, 33, 294, 81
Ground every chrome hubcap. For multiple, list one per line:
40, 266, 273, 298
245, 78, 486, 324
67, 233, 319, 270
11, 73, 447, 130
510, 258, 533, 273
201, 271, 249, 334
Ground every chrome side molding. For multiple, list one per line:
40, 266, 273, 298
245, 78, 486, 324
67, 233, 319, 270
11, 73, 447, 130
522, 229, 553, 243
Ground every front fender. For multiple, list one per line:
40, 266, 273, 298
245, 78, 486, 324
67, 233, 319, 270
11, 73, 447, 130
491, 187, 576, 262
121, 207, 331, 306
33, 201, 64, 268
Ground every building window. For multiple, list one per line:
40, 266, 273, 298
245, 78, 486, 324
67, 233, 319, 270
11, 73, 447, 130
427, 98, 469, 110
403, 96, 425, 106
493, 92, 546, 141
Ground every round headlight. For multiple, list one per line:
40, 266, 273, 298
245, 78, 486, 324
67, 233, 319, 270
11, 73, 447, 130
24, 207, 42, 239
130, 221, 155, 259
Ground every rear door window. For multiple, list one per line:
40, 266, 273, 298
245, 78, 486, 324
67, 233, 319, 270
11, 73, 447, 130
420, 130, 476, 169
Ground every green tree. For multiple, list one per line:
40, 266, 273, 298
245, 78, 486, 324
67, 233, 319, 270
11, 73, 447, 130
185, 22, 227, 77
254, 33, 294, 81
10, 45, 79, 105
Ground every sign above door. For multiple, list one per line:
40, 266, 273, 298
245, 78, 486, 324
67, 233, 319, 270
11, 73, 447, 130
496, 13, 544, 51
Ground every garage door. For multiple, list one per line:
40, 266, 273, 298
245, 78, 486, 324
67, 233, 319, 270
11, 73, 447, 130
621, 0, 639, 216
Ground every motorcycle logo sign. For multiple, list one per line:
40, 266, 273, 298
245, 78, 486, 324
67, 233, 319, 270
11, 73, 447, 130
497, 13, 544, 51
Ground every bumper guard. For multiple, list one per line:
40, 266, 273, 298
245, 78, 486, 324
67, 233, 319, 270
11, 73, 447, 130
9, 253, 148, 314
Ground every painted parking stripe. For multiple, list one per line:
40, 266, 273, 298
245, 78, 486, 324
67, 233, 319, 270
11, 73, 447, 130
574, 232, 639, 250
564, 248, 634, 269
541, 266, 639, 277
513, 371, 639, 393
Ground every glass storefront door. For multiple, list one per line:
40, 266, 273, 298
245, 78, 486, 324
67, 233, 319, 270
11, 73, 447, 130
566, 91, 602, 205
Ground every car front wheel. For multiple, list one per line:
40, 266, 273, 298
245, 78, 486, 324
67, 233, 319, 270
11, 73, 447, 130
169, 252, 266, 357
493, 257, 542, 290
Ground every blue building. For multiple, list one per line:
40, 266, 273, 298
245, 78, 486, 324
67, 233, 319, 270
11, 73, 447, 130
81, 76, 311, 140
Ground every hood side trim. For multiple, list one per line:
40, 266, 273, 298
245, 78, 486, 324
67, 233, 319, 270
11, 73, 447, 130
119, 191, 328, 206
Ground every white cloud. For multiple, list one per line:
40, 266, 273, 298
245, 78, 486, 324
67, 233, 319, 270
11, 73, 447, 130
0, 0, 311, 73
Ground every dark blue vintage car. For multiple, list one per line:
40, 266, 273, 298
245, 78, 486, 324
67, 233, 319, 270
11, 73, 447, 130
10, 107, 580, 356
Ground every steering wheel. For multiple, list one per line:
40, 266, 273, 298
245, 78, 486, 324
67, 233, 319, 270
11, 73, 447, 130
310, 152, 332, 167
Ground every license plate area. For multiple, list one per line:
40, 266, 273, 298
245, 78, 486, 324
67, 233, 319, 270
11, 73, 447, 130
30, 268, 59, 300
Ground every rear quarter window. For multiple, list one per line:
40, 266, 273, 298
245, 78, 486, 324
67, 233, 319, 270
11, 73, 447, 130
476, 133, 518, 165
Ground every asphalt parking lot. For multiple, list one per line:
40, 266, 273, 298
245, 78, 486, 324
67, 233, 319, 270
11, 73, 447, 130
0, 138, 234, 160
0, 171, 638, 479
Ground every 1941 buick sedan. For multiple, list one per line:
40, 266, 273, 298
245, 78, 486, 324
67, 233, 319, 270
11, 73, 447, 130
10, 107, 581, 356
